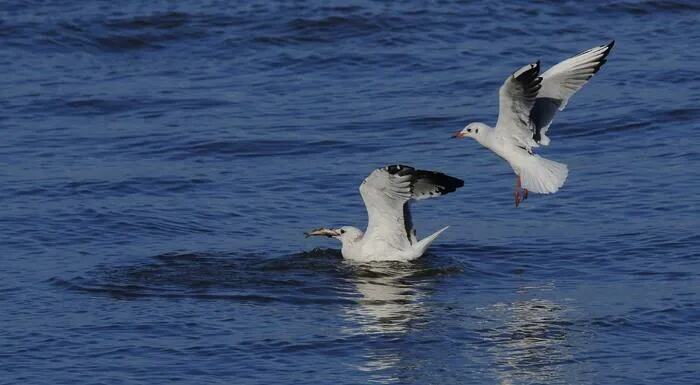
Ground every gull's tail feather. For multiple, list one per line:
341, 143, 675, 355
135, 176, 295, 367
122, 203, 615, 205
519, 155, 568, 194
413, 226, 449, 256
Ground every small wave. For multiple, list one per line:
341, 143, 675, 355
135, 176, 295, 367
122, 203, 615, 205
165, 139, 348, 159
63, 98, 136, 116
7, 176, 214, 199
10, 12, 211, 53
658, 107, 700, 123
93, 35, 163, 51
597, 0, 700, 15
288, 15, 384, 34
49, 250, 347, 303
50, 250, 465, 304
233, 13, 412, 51
20, 96, 228, 117
65, 177, 213, 197
103, 12, 190, 30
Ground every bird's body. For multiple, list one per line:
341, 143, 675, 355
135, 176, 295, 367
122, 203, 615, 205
469, 124, 525, 165
334, 225, 449, 262
306, 165, 463, 262
465, 122, 570, 195
454, 41, 614, 206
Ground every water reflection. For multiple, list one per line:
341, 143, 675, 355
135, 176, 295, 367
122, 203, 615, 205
481, 295, 574, 385
340, 262, 431, 383
343, 262, 428, 335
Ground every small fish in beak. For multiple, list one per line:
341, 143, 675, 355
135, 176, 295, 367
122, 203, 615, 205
304, 228, 340, 238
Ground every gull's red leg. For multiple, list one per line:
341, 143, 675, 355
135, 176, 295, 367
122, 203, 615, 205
514, 176, 522, 208
523, 188, 529, 201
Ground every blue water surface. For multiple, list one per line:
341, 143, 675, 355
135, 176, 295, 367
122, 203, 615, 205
2, 1, 699, 384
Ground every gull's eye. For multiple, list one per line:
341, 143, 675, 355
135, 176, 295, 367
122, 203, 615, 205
467, 128, 472, 133
340, 229, 345, 234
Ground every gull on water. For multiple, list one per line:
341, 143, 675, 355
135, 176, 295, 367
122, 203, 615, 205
452, 41, 614, 207
305, 165, 463, 262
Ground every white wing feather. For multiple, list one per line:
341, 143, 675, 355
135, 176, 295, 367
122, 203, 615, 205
359, 166, 463, 250
534, 41, 614, 145
495, 61, 543, 149
495, 42, 614, 148
360, 168, 413, 250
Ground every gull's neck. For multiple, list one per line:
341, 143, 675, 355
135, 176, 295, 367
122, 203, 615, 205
340, 234, 364, 260
474, 124, 496, 149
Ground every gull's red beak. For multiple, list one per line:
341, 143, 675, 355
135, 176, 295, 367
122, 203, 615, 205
451, 130, 464, 139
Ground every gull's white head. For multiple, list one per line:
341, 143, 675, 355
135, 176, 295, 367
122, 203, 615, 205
452, 122, 490, 141
305, 226, 363, 245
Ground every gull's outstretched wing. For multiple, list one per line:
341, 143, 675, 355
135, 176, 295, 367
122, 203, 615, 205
495, 61, 543, 149
533, 41, 614, 145
495, 42, 614, 149
360, 165, 463, 247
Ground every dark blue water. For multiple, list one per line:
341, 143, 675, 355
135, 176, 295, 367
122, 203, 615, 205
2, 1, 699, 384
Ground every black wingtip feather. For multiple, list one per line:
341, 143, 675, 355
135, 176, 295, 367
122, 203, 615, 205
382, 164, 464, 198
515, 61, 541, 83
514, 62, 542, 99
414, 170, 464, 195
385, 164, 414, 176
592, 41, 614, 74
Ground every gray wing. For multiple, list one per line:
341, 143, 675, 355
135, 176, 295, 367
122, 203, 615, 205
533, 41, 614, 145
360, 165, 463, 246
495, 61, 543, 149
495, 41, 614, 148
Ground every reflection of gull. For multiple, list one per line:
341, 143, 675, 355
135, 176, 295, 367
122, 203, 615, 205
481, 297, 573, 385
341, 264, 429, 383
344, 264, 426, 335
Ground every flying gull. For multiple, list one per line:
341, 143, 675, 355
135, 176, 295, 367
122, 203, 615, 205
452, 41, 614, 207
305, 165, 464, 262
